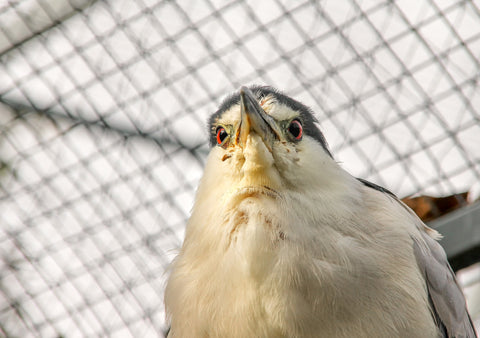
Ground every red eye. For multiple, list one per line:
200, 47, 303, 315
216, 126, 228, 145
288, 120, 303, 140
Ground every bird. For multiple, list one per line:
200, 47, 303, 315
164, 85, 476, 337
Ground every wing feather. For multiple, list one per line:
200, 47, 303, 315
413, 233, 476, 338
358, 178, 476, 337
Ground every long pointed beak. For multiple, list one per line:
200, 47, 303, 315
236, 86, 279, 148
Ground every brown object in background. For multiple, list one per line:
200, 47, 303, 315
402, 192, 469, 223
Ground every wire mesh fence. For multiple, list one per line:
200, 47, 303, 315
0, 0, 479, 336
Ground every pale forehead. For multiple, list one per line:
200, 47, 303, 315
216, 95, 300, 126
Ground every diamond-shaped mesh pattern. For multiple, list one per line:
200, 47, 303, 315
1, 0, 479, 336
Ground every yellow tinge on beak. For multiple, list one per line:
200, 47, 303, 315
232, 87, 284, 189
236, 86, 280, 150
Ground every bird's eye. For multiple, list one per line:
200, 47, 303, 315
288, 119, 303, 140
216, 126, 228, 145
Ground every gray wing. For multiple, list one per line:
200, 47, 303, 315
357, 178, 476, 337
413, 233, 476, 338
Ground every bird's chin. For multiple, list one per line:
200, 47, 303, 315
233, 185, 280, 200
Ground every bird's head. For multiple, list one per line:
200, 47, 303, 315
204, 85, 333, 196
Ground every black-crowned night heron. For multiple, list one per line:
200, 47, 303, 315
164, 85, 476, 337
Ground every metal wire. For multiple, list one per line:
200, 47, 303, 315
1, 0, 479, 336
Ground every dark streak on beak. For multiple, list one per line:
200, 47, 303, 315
236, 86, 280, 148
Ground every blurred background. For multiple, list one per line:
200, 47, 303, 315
0, 0, 479, 336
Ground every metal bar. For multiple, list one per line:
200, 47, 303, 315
0, 97, 209, 155
0, 0, 99, 56
429, 201, 480, 271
